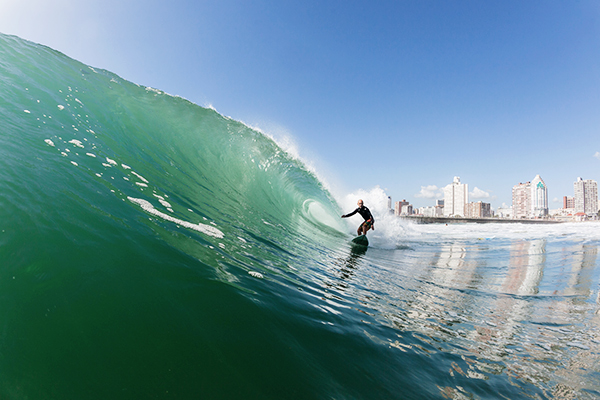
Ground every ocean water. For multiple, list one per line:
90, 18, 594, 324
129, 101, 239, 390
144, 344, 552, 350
1, 33, 599, 399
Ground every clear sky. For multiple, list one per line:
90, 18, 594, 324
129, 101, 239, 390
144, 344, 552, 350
2, 0, 599, 209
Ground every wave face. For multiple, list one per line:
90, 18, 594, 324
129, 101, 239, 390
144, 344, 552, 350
2, 33, 600, 400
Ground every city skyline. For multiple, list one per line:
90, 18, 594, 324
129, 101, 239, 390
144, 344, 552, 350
399, 175, 599, 217
408, 173, 600, 211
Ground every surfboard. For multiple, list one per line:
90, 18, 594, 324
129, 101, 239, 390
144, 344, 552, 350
351, 235, 369, 247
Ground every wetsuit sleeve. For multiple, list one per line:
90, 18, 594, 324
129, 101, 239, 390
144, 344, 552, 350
342, 208, 359, 218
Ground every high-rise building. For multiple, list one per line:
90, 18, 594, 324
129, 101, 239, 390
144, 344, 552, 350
512, 175, 548, 219
530, 174, 548, 218
443, 177, 468, 217
574, 178, 598, 216
512, 181, 531, 219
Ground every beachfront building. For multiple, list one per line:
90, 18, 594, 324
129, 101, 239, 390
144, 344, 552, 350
443, 177, 468, 217
563, 196, 575, 209
512, 181, 531, 219
574, 177, 598, 217
530, 174, 548, 218
496, 206, 513, 219
550, 207, 575, 222
512, 175, 548, 219
435, 200, 444, 216
395, 199, 410, 216
419, 206, 436, 217
465, 201, 491, 218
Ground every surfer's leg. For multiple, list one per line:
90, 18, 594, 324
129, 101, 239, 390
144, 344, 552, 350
361, 220, 372, 235
357, 222, 364, 236
359, 222, 367, 236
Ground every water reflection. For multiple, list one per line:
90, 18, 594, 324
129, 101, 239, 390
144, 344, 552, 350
339, 237, 600, 399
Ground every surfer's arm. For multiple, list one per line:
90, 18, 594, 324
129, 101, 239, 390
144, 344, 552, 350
341, 208, 359, 218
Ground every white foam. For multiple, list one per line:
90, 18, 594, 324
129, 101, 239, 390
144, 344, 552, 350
68, 139, 84, 148
131, 171, 148, 183
44, 139, 55, 147
24, 110, 30, 113
145, 87, 162, 94
57, 105, 64, 110
122, 164, 131, 170
86, 153, 96, 158
128, 197, 224, 238
158, 199, 172, 208
106, 157, 117, 166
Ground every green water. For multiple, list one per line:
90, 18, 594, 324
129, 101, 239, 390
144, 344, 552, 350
1, 33, 599, 399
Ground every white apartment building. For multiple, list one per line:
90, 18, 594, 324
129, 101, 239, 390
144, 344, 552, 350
574, 177, 598, 216
419, 206, 443, 217
496, 206, 513, 219
443, 177, 468, 217
530, 174, 548, 218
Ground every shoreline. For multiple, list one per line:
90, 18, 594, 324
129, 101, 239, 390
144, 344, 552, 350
400, 216, 564, 224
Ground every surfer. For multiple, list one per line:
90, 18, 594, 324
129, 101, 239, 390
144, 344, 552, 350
342, 199, 375, 236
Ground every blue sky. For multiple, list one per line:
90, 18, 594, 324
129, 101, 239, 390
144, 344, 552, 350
2, 0, 599, 209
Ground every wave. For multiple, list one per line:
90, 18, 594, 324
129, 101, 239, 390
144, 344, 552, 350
0, 32, 348, 277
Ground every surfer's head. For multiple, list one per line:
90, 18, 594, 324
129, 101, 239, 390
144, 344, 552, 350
357, 199, 363, 207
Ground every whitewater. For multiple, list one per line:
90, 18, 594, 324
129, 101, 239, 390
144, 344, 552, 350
1, 33, 599, 399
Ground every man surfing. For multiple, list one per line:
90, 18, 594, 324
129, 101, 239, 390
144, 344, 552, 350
342, 199, 375, 236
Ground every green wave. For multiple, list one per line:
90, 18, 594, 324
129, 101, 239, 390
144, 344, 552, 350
0, 32, 345, 278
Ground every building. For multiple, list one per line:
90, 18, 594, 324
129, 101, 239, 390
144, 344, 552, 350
563, 196, 575, 209
465, 201, 491, 218
550, 207, 575, 221
512, 181, 531, 219
574, 177, 598, 217
435, 199, 444, 216
394, 199, 410, 216
530, 174, 548, 218
418, 206, 437, 217
512, 175, 548, 219
443, 177, 468, 217
496, 206, 513, 219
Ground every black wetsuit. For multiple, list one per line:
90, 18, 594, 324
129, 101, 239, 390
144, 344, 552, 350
342, 206, 374, 223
